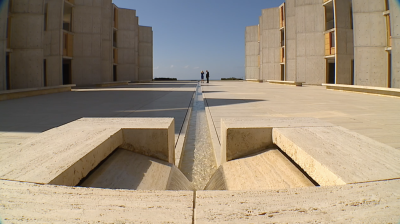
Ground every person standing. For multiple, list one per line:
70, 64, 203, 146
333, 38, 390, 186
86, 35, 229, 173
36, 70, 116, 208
206, 70, 210, 83
201, 71, 204, 83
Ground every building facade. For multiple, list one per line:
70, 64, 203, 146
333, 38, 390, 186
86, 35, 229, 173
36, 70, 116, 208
246, 0, 399, 88
0, 0, 153, 91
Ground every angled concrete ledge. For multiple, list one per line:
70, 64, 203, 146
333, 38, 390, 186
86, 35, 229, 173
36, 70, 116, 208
0, 84, 76, 101
221, 118, 334, 163
323, 84, 400, 97
221, 118, 400, 186
267, 80, 304, 86
95, 81, 130, 88
273, 126, 400, 186
0, 118, 175, 186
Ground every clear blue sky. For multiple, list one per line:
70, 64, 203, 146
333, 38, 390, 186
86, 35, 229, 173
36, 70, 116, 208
112, 0, 284, 80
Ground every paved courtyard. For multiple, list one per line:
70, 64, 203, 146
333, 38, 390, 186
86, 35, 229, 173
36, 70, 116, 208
1, 81, 400, 223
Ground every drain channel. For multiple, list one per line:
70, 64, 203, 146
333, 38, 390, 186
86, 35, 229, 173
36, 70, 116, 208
180, 83, 218, 190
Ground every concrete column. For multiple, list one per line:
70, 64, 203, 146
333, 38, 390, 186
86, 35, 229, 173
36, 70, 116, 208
352, 0, 388, 87
101, 0, 112, 82
138, 26, 153, 82
285, 0, 296, 82
116, 8, 138, 82
390, 0, 400, 88
9, 0, 45, 89
44, 0, 63, 86
260, 7, 280, 81
71, 1, 103, 85
0, 0, 9, 91
335, 0, 354, 85
245, 25, 259, 80
294, 0, 325, 84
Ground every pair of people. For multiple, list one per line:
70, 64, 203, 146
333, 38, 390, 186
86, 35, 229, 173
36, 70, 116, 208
200, 70, 210, 83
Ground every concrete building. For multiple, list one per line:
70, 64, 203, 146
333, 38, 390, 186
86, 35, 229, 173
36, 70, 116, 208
0, 0, 153, 91
246, 0, 400, 88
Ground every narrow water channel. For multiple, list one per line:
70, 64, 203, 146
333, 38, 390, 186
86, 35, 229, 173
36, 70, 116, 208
180, 83, 218, 190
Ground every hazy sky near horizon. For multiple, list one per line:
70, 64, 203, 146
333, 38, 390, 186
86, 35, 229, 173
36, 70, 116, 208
112, 0, 285, 80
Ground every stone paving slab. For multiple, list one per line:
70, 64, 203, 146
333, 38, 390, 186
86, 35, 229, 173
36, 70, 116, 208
0, 180, 193, 224
196, 179, 400, 223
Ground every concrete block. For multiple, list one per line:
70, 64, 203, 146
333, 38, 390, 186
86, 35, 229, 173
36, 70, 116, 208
273, 126, 400, 186
205, 149, 314, 190
221, 118, 333, 163
0, 118, 175, 186
0, 180, 193, 223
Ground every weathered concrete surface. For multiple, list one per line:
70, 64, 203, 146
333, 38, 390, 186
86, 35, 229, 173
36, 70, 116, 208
274, 126, 400, 186
0, 180, 193, 223
196, 179, 400, 223
0, 118, 175, 186
205, 149, 314, 190
80, 149, 193, 190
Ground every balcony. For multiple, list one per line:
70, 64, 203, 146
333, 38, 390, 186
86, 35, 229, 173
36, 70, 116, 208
63, 32, 73, 57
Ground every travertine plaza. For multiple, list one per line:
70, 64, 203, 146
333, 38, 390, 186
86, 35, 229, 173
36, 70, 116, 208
1, 0, 400, 223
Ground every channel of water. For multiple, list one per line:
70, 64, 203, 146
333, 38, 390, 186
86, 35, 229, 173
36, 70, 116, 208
179, 83, 218, 190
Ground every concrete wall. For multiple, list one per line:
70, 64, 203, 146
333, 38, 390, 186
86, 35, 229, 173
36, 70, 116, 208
72, 1, 103, 85
44, 0, 63, 86
0, 0, 9, 91
138, 26, 153, 82
9, 0, 45, 89
101, 0, 113, 82
294, 0, 325, 84
116, 8, 138, 82
245, 25, 259, 80
352, 0, 388, 87
335, 0, 354, 84
285, 0, 296, 82
390, 0, 400, 88
260, 8, 281, 81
